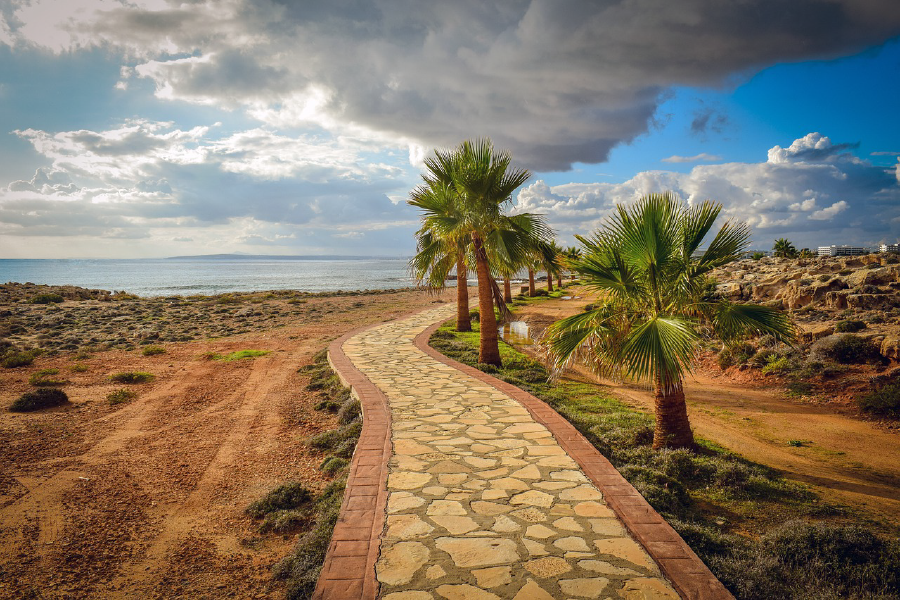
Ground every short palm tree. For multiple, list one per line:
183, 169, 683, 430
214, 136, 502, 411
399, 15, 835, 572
411, 139, 549, 365
544, 193, 794, 449
563, 246, 582, 282
773, 238, 798, 258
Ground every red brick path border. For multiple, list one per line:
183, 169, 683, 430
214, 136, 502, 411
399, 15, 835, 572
413, 320, 734, 600
312, 324, 394, 600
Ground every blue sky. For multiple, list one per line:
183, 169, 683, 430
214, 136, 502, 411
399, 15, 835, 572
0, 1, 899, 258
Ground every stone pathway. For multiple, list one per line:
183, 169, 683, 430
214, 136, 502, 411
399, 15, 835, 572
341, 305, 681, 600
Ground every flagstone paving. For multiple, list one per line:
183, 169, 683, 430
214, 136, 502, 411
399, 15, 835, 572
340, 304, 681, 600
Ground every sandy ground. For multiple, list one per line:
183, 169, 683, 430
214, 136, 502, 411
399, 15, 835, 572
511, 289, 900, 528
0, 288, 454, 600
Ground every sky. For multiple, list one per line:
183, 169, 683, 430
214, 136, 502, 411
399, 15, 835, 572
0, 0, 899, 259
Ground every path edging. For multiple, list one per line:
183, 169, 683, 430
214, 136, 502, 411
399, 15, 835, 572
414, 319, 734, 600
312, 323, 395, 600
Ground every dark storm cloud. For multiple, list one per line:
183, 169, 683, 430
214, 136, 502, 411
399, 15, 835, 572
12, 0, 898, 171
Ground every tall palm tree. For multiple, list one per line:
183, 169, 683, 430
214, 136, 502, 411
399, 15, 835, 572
409, 181, 473, 332
411, 139, 549, 365
544, 193, 794, 449
773, 238, 798, 258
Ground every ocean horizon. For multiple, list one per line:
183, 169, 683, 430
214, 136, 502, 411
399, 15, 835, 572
0, 256, 418, 297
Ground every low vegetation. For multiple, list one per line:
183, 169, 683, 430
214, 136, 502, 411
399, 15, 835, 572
29, 368, 68, 386
1, 348, 42, 368
109, 371, 155, 384
107, 389, 137, 405
10, 388, 69, 412
141, 345, 166, 356
29, 293, 64, 304
203, 349, 270, 361
431, 319, 900, 600
248, 348, 360, 600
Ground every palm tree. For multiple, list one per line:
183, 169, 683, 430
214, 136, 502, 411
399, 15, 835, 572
411, 139, 548, 365
545, 193, 794, 449
563, 246, 582, 282
773, 238, 798, 258
536, 240, 562, 293
409, 180, 473, 332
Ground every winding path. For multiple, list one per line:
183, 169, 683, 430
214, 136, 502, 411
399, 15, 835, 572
315, 304, 732, 600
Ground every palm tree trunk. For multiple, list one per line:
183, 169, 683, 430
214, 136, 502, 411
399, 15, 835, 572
557, 273, 562, 288
547, 272, 553, 292
652, 379, 695, 449
473, 235, 501, 366
503, 277, 512, 303
528, 269, 536, 297
456, 255, 471, 332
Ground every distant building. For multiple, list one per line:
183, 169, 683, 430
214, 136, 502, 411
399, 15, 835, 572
817, 245, 869, 257
880, 243, 900, 254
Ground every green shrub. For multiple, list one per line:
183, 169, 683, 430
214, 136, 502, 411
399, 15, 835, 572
835, 319, 866, 333
70, 363, 89, 373
809, 334, 882, 365
761, 355, 791, 375
336, 398, 360, 425
1, 349, 42, 368
10, 388, 69, 412
141, 345, 166, 356
751, 252, 765, 260
107, 389, 137, 405
109, 371, 155, 384
858, 383, 900, 417
717, 342, 755, 369
319, 456, 349, 475
29, 368, 67, 386
30, 293, 64, 304
247, 482, 312, 518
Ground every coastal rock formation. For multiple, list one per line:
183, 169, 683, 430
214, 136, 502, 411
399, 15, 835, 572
711, 254, 900, 361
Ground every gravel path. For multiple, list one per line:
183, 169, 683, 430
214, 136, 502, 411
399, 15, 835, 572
341, 305, 679, 600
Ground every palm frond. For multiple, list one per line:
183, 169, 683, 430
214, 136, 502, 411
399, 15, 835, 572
621, 315, 699, 390
712, 302, 796, 346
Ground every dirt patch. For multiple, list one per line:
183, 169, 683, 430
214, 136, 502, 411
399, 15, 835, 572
508, 287, 900, 528
0, 287, 454, 599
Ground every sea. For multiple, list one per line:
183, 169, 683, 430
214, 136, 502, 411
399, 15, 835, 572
0, 256, 418, 297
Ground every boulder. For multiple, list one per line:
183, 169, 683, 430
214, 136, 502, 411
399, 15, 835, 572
881, 336, 900, 361
847, 267, 899, 288
846, 294, 900, 311
798, 324, 835, 344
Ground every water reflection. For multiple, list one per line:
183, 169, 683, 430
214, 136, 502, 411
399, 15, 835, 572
498, 320, 532, 345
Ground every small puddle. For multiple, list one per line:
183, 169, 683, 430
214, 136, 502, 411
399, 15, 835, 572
499, 320, 533, 345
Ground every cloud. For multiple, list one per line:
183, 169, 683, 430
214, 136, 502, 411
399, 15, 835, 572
0, 121, 416, 246
3, 0, 900, 170
690, 107, 729, 136
513, 133, 900, 249
662, 153, 723, 164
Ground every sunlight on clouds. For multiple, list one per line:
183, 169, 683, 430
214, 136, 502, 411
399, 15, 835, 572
514, 133, 900, 248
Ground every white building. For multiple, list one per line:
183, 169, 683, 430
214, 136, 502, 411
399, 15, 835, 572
880, 243, 900, 253
817, 245, 869, 257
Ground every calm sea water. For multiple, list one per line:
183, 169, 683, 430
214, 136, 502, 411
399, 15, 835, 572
0, 257, 416, 297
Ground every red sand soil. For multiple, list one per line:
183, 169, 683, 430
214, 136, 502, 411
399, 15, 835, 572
0, 289, 453, 599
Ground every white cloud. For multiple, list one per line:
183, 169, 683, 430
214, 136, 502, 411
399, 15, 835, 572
662, 153, 723, 163
809, 200, 849, 220
514, 134, 900, 249
0, 120, 417, 250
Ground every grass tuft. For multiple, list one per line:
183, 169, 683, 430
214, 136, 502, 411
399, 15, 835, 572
141, 345, 166, 356
29, 368, 68, 386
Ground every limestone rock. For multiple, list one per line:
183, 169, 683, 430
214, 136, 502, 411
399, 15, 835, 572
435, 537, 520, 567
377, 541, 430, 586
560, 577, 610, 598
